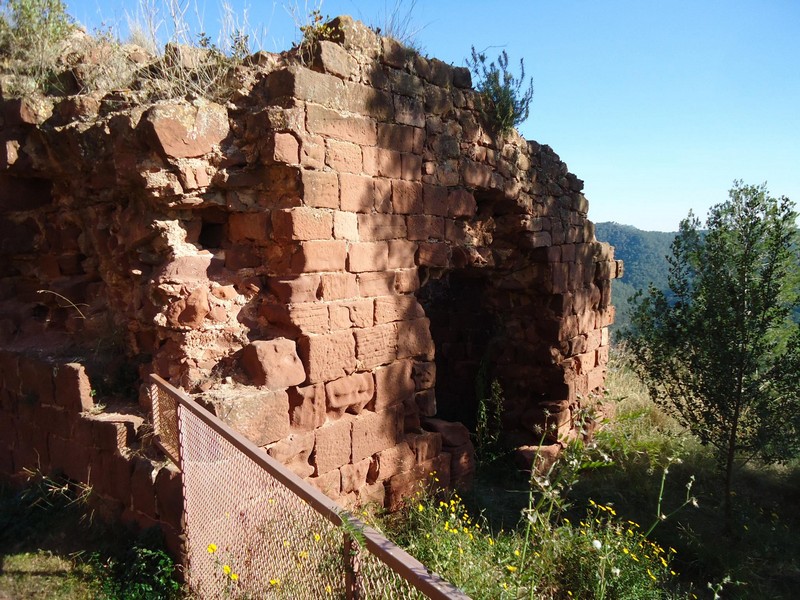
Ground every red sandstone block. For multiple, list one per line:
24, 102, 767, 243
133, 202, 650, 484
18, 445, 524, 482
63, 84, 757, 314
103, 451, 134, 503
306, 104, 377, 146
54, 363, 94, 413
300, 133, 326, 169
597, 344, 609, 366
374, 295, 424, 324
461, 160, 492, 189
394, 95, 425, 128
272, 207, 333, 241
351, 405, 404, 463
387, 239, 418, 269
0, 412, 15, 447
312, 40, 355, 78
326, 372, 375, 418
339, 173, 374, 212
216, 390, 291, 446
422, 418, 471, 448
287, 303, 331, 334
292, 240, 347, 273
130, 456, 157, 517
416, 242, 449, 267
354, 324, 398, 369
394, 269, 420, 293
307, 468, 341, 498
266, 432, 315, 478
358, 480, 386, 506
377, 123, 422, 153
329, 300, 374, 330
19, 357, 54, 406
0, 351, 20, 396
405, 431, 443, 462
448, 189, 477, 218
271, 132, 300, 164
363, 146, 402, 178
38, 405, 72, 439
391, 180, 423, 214
601, 327, 610, 347
404, 397, 422, 432
407, 215, 444, 241
423, 184, 448, 216
333, 211, 359, 240
358, 214, 407, 241
268, 274, 321, 303
586, 329, 603, 353
314, 416, 353, 475
341, 457, 372, 493
298, 330, 357, 383
288, 383, 326, 431
412, 361, 436, 390
373, 177, 392, 213
348, 241, 389, 273
374, 359, 415, 411
587, 367, 606, 393
446, 219, 470, 245
225, 245, 262, 270
91, 418, 134, 451
415, 389, 437, 417
155, 466, 183, 530
319, 272, 359, 300
241, 339, 307, 388
326, 139, 362, 174
301, 169, 339, 209
357, 271, 396, 297
401, 153, 422, 182
53, 433, 91, 482
369, 442, 416, 482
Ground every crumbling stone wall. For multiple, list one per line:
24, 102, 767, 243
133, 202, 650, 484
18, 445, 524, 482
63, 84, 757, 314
0, 17, 620, 511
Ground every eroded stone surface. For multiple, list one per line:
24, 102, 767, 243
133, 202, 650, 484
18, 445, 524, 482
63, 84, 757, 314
0, 14, 619, 511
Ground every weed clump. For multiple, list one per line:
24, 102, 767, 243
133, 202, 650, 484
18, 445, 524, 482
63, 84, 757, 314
466, 45, 534, 136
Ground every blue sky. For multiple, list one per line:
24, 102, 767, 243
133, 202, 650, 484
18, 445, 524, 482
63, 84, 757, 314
66, 0, 800, 232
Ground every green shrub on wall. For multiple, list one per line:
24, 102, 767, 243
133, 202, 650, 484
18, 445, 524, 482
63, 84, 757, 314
466, 46, 534, 135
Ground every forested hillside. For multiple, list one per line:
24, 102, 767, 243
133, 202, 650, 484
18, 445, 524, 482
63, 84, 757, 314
594, 222, 676, 334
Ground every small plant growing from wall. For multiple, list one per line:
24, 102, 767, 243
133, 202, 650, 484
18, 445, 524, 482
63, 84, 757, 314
466, 46, 534, 135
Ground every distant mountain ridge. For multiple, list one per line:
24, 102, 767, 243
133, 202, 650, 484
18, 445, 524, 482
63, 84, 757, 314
594, 222, 676, 333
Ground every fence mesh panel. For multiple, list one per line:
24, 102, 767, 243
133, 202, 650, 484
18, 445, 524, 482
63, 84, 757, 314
149, 382, 180, 466
148, 375, 470, 600
179, 406, 345, 598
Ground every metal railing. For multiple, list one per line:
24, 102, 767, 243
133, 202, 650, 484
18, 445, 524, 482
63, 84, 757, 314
148, 374, 471, 599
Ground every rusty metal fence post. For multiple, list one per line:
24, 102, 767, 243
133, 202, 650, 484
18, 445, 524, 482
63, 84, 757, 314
148, 374, 471, 600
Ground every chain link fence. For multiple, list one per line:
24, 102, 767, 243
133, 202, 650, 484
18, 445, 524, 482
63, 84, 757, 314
148, 374, 470, 599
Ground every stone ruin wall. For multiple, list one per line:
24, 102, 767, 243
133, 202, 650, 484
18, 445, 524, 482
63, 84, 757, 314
0, 17, 620, 517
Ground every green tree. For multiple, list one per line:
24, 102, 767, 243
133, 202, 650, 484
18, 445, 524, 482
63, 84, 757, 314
626, 181, 800, 527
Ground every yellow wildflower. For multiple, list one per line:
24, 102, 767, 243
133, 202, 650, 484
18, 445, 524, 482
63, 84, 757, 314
314, 532, 321, 542
223, 565, 231, 575
230, 573, 239, 582
270, 578, 280, 586
206, 543, 217, 554
506, 565, 517, 572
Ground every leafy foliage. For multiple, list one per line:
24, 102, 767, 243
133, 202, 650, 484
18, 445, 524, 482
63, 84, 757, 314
90, 529, 181, 600
0, 0, 74, 93
625, 181, 800, 524
466, 46, 534, 135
